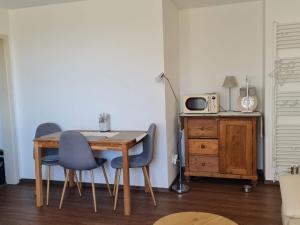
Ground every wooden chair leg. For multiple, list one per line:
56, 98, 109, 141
68, 170, 75, 187
101, 165, 112, 197
59, 169, 69, 210
90, 170, 97, 213
113, 169, 118, 196
113, 169, 121, 211
74, 171, 82, 197
64, 168, 69, 188
144, 165, 150, 193
142, 166, 157, 206
46, 166, 51, 206
79, 170, 82, 191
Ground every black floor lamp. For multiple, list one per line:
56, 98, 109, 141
156, 73, 190, 194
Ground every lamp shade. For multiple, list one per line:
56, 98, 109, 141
222, 76, 238, 88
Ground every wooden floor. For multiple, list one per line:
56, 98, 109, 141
0, 178, 282, 225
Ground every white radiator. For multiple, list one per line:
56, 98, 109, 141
272, 22, 300, 176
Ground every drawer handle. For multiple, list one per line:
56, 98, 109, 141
201, 144, 206, 149
201, 163, 206, 167
200, 126, 204, 131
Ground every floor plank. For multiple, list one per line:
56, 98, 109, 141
0, 178, 282, 225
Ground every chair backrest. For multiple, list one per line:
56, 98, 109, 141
34, 123, 62, 157
59, 131, 98, 170
140, 123, 156, 165
35, 123, 61, 139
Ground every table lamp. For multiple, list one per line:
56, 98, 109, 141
223, 76, 238, 111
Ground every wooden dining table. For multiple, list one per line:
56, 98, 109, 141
33, 130, 146, 216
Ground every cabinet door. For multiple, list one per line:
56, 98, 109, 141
219, 119, 253, 176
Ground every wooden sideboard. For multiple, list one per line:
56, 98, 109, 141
181, 112, 261, 183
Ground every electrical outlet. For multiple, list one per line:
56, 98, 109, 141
172, 154, 178, 165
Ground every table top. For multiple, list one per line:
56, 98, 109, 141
180, 111, 262, 117
153, 212, 238, 225
34, 130, 146, 145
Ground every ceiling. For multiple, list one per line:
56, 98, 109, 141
0, 0, 84, 9
173, 0, 261, 9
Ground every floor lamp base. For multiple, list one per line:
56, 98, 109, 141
171, 182, 191, 194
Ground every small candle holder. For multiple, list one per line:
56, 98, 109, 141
99, 113, 110, 132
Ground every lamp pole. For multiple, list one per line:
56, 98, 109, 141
229, 87, 232, 111
156, 73, 190, 194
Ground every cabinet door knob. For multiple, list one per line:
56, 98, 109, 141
201, 144, 205, 149
200, 126, 204, 131
202, 163, 206, 167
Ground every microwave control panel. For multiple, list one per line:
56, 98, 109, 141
209, 94, 219, 113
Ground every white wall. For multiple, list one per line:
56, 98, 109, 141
9, 0, 171, 188
0, 9, 19, 184
0, 8, 8, 148
8, 0, 286, 185
179, 1, 264, 169
0, 37, 19, 184
0, 8, 9, 35
162, 0, 180, 185
179, 1, 263, 112
264, 0, 300, 180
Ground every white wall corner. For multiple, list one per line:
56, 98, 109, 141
0, 33, 20, 184
162, 0, 180, 186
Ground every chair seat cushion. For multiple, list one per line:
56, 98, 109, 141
283, 215, 300, 225
280, 175, 300, 218
289, 219, 300, 225
111, 154, 147, 169
95, 157, 107, 166
280, 175, 300, 225
41, 155, 59, 166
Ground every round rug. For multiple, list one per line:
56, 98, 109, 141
153, 212, 238, 225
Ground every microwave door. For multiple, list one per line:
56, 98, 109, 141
185, 97, 208, 112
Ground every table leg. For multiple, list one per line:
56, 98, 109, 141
122, 145, 131, 215
34, 141, 43, 207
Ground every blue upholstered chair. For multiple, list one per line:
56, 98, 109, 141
34, 123, 62, 206
58, 131, 111, 213
111, 124, 156, 210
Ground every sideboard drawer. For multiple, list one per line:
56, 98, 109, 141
189, 156, 219, 172
189, 139, 218, 155
187, 118, 218, 138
